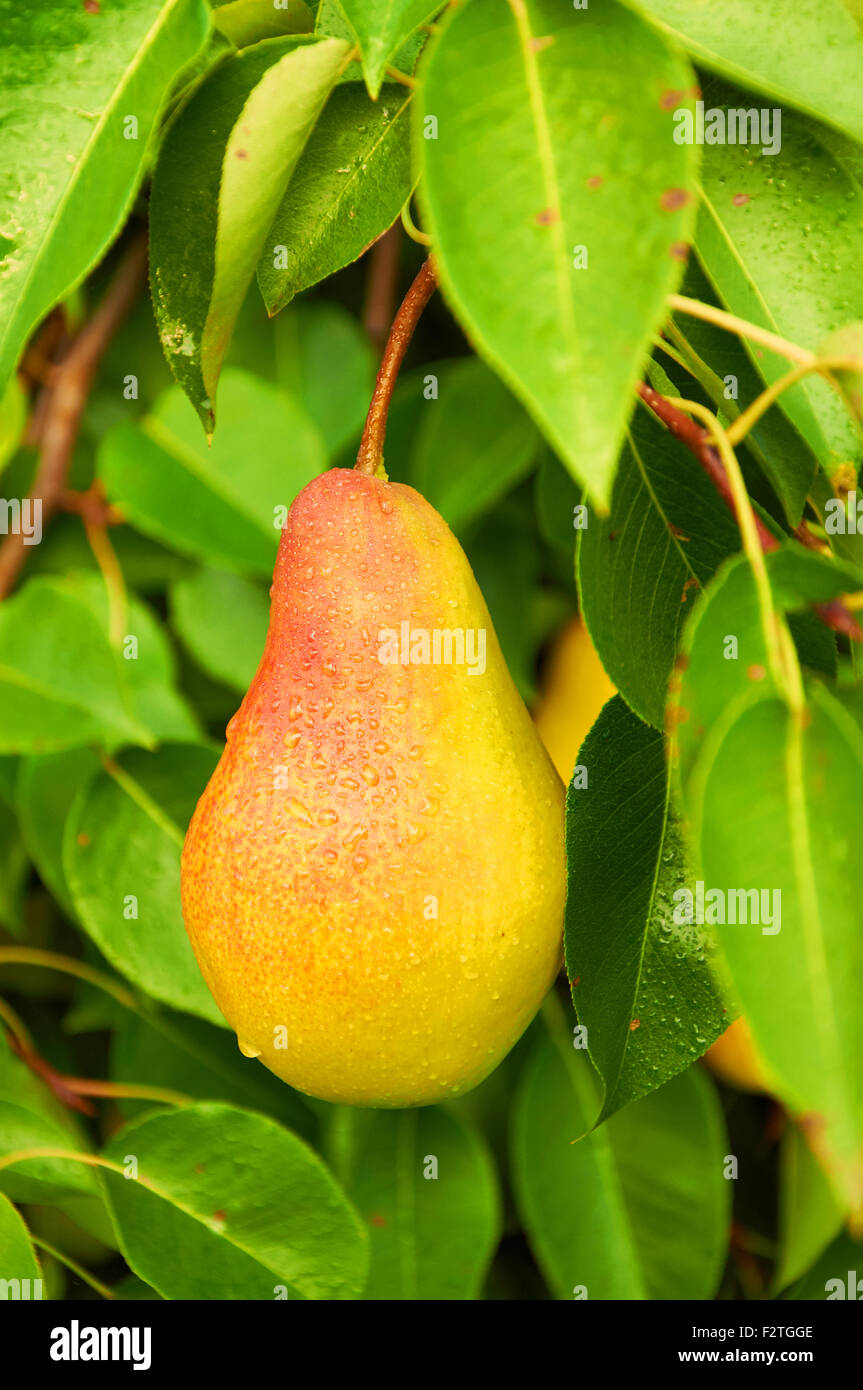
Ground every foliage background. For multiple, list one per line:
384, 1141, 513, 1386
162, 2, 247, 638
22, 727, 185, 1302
0, 0, 861, 1300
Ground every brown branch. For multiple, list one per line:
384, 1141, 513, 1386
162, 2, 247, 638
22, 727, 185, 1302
0, 231, 148, 599
5, 1032, 96, 1116
637, 381, 863, 643
355, 256, 438, 476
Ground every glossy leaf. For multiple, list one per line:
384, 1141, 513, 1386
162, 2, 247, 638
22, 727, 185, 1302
696, 86, 863, 473
0, 0, 210, 397
334, 0, 439, 97
672, 257, 817, 526
99, 370, 326, 574
635, 0, 863, 146
329, 1105, 500, 1299
101, 1103, 368, 1299
63, 743, 223, 1025
150, 35, 350, 426
566, 697, 729, 1121
419, 0, 698, 508
511, 1013, 729, 1300
577, 403, 741, 728
259, 82, 414, 313
672, 553, 863, 1219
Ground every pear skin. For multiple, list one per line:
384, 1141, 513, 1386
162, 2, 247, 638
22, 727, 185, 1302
181, 468, 565, 1107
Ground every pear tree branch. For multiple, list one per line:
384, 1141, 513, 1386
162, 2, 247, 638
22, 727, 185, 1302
636, 381, 863, 643
0, 231, 147, 599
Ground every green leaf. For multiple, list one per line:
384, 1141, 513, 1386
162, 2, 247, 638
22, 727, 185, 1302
696, 87, 863, 474
274, 302, 375, 457
15, 751, 101, 916
511, 1012, 729, 1300
170, 567, 269, 692
99, 369, 326, 574
672, 257, 817, 526
0, 1036, 98, 1204
566, 697, 729, 1121
329, 1106, 500, 1299
634, 0, 863, 147
0, 0, 210, 396
214, 0, 313, 47
784, 1230, 863, 1299
409, 359, 540, 531
0, 1192, 42, 1287
110, 1010, 317, 1141
334, 0, 439, 97
258, 82, 414, 313
577, 403, 741, 728
672, 553, 863, 1219
101, 1103, 368, 1299
150, 34, 350, 426
63, 743, 223, 1025
693, 689, 863, 1221
418, 0, 698, 508
674, 546, 863, 789
68, 573, 200, 745
0, 578, 150, 754
774, 1120, 845, 1293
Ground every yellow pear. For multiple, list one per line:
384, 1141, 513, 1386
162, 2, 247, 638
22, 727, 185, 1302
703, 1017, 770, 1093
533, 616, 616, 780
181, 468, 565, 1107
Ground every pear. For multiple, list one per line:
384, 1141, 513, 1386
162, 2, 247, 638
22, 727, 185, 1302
533, 616, 616, 782
703, 1017, 770, 1093
181, 467, 565, 1107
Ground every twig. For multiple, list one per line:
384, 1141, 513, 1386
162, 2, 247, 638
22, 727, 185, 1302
60, 487, 124, 527
0, 231, 147, 599
636, 381, 863, 643
638, 382, 777, 553
5, 1029, 189, 1115
668, 293, 815, 367
362, 223, 402, 354
355, 256, 437, 476
30, 1236, 117, 1301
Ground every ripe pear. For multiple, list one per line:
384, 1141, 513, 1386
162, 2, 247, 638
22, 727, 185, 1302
703, 1017, 770, 1093
533, 616, 616, 781
181, 468, 565, 1107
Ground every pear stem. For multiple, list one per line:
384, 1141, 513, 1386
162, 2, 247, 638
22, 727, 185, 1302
355, 256, 437, 476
